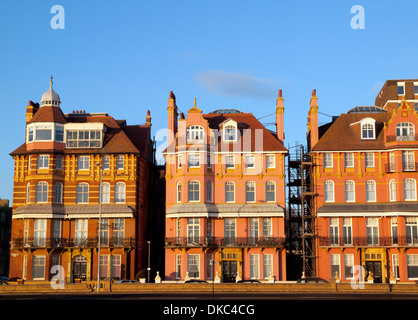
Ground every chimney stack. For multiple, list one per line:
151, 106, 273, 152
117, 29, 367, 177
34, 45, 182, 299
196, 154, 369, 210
309, 89, 319, 148
276, 89, 285, 143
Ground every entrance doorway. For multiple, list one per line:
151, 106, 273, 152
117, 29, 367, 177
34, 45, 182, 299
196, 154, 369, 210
222, 261, 237, 283
72, 255, 87, 282
365, 261, 382, 283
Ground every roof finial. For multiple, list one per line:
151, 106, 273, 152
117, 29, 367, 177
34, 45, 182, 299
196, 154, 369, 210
50, 75, 53, 89
194, 97, 196, 108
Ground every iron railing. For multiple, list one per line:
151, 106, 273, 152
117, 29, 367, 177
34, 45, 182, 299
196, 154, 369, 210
11, 237, 136, 249
165, 236, 285, 248
319, 236, 418, 247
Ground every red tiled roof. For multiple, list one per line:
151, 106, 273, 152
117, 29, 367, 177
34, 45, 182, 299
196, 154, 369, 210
10, 113, 151, 157
165, 112, 287, 153
28, 106, 66, 124
312, 112, 391, 151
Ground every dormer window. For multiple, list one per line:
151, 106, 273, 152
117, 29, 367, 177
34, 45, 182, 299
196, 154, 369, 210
396, 122, 415, 141
360, 118, 376, 140
224, 124, 237, 141
186, 125, 204, 144
26, 123, 65, 144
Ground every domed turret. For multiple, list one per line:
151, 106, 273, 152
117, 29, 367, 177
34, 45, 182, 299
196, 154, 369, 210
40, 76, 61, 107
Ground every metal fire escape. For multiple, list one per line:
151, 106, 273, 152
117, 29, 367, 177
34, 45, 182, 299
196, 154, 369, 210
300, 149, 317, 278
286, 145, 317, 279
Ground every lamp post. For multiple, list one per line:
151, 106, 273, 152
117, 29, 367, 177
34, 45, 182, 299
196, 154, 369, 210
96, 162, 103, 292
147, 241, 151, 283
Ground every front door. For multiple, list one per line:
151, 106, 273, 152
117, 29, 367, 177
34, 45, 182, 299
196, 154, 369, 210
222, 261, 237, 283
366, 261, 382, 283
72, 255, 87, 282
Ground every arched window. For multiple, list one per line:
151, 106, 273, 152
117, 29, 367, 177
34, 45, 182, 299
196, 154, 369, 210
396, 122, 415, 141
55, 182, 63, 204
101, 182, 110, 204
266, 181, 275, 202
115, 182, 126, 203
35, 182, 48, 203
245, 181, 256, 203
361, 118, 376, 140
223, 124, 237, 141
188, 181, 200, 202
76, 183, 89, 204
225, 181, 235, 203
176, 181, 182, 203
404, 178, 416, 201
389, 179, 396, 202
366, 180, 376, 202
186, 125, 204, 144
324, 180, 334, 203
345, 180, 355, 202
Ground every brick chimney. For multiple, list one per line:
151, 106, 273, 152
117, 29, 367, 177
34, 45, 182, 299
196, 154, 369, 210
25, 100, 39, 123
309, 89, 319, 148
276, 89, 285, 143
145, 110, 151, 126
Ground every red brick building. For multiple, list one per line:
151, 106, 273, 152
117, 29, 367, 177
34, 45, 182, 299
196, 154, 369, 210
163, 91, 288, 282
9, 78, 154, 283
308, 80, 418, 283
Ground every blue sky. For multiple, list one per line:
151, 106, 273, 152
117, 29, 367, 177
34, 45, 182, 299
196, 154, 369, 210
1, 0, 418, 204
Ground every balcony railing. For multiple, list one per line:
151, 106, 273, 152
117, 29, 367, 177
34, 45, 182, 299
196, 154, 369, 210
165, 236, 285, 248
384, 162, 417, 173
386, 134, 418, 142
11, 237, 135, 249
319, 236, 418, 247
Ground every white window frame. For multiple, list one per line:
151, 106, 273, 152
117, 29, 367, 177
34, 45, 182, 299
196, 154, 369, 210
365, 153, 374, 168
396, 122, 415, 141
223, 124, 237, 142
77, 156, 90, 170
330, 254, 341, 279
250, 254, 260, 279
389, 179, 396, 202
101, 182, 110, 204
225, 154, 235, 169
245, 181, 256, 203
35, 181, 48, 203
407, 254, 418, 280
102, 156, 110, 170
188, 152, 200, 168
265, 181, 276, 202
345, 180, 355, 202
263, 254, 273, 279
266, 154, 275, 169
245, 154, 255, 169
37, 155, 50, 169
186, 125, 204, 144
188, 180, 200, 202
324, 180, 334, 203
344, 254, 354, 279
324, 153, 333, 168
366, 180, 376, 202
360, 118, 376, 140
187, 254, 200, 279
402, 151, 415, 171
32, 256, 46, 280
76, 182, 89, 204
114, 182, 126, 203
176, 181, 182, 203
225, 181, 235, 203
404, 178, 417, 201
116, 155, 124, 170
344, 153, 354, 168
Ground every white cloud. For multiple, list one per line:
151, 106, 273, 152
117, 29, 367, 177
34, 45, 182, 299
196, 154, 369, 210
195, 70, 277, 100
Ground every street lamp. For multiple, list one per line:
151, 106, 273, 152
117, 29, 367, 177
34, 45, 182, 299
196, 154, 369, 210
95, 162, 103, 292
147, 241, 151, 283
